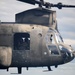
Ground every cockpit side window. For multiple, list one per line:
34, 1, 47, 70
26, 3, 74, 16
55, 33, 63, 44
14, 33, 30, 50
48, 45, 59, 55
45, 33, 59, 55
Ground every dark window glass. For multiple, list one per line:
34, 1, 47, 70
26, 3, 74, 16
48, 45, 59, 55
14, 33, 30, 50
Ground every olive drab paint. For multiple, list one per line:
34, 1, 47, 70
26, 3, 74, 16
0, 0, 75, 74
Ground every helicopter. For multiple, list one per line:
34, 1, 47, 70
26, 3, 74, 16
0, 0, 75, 74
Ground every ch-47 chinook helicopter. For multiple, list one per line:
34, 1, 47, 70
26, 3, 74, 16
0, 0, 75, 74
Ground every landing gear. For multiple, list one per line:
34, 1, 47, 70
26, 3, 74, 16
7, 68, 9, 72
47, 66, 52, 71
17, 67, 29, 74
26, 67, 29, 70
18, 67, 22, 74
55, 65, 58, 68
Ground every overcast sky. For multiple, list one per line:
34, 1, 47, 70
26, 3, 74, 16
0, 0, 75, 75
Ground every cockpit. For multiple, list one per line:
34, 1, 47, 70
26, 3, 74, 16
45, 30, 63, 55
45, 29, 74, 63
49, 33, 63, 44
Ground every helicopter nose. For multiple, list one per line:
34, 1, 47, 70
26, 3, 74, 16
72, 51, 75, 57
60, 45, 75, 63
61, 48, 75, 63
64, 50, 75, 63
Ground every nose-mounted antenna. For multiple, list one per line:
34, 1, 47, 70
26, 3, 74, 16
18, 0, 75, 9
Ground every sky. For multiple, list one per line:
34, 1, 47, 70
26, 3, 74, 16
0, 0, 75, 75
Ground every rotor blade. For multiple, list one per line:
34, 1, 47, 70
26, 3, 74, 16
17, 0, 75, 9
17, 0, 36, 5
53, 3, 75, 9
44, 2, 75, 9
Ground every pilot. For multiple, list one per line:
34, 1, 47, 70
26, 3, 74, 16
25, 37, 30, 50
18, 37, 30, 50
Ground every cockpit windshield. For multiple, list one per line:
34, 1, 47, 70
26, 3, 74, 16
55, 33, 63, 44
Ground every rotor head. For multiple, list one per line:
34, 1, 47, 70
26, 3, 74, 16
18, 0, 75, 9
